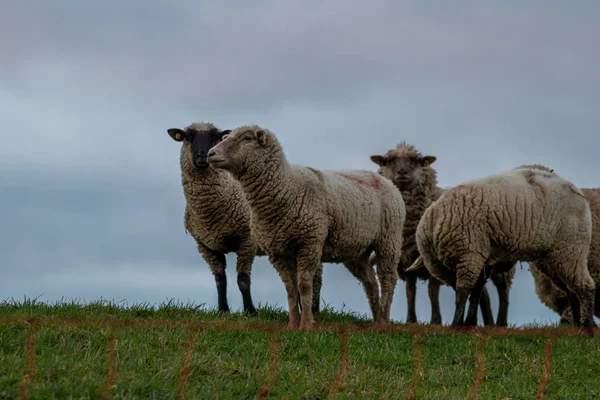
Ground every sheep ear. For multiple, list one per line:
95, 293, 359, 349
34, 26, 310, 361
420, 156, 436, 167
168, 128, 186, 142
256, 130, 266, 146
370, 155, 386, 166
219, 129, 232, 138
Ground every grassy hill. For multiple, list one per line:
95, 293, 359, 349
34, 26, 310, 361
1, 298, 599, 399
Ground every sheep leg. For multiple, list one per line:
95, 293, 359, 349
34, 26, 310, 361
452, 254, 485, 327
297, 266, 322, 313
465, 272, 488, 326
376, 253, 400, 325
566, 289, 582, 327
491, 269, 513, 327
236, 241, 258, 317
198, 243, 229, 313
405, 274, 418, 324
296, 247, 323, 330
428, 278, 442, 325
269, 254, 300, 329
478, 286, 494, 326
345, 259, 381, 323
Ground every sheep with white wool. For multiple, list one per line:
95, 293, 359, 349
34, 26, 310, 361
167, 122, 323, 316
413, 164, 596, 330
373, 142, 514, 326
207, 125, 406, 329
529, 187, 600, 324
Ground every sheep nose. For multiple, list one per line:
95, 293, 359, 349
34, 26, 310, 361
198, 150, 208, 157
207, 149, 216, 158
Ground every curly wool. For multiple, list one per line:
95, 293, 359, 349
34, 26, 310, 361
177, 122, 322, 315
376, 142, 443, 277
530, 187, 600, 321
211, 125, 406, 329
416, 164, 596, 327
181, 123, 254, 254
374, 142, 514, 326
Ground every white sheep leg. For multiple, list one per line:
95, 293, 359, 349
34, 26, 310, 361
296, 247, 322, 330
269, 254, 300, 329
376, 256, 399, 325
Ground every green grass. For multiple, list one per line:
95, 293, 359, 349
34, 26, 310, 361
0, 298, 599, 399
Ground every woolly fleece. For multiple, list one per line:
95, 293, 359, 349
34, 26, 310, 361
208, 125, 406, 329
415, 164, 596, 328
372, 142, 514, 326
530, 188, 600, 322
174, 122, 323, 315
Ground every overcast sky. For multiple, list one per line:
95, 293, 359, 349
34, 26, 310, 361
1, 0, 599, 325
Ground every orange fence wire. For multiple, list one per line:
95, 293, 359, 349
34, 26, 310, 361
18, 322, 40, 400
0, 314, 584, 399
100, 327, 118, 400
328, 331, 350, 399
536, 336, 556, 400
405, 333, 424, 400
468, 334, 488, 400
256, 330, 281, 399
177, 327, 200, 399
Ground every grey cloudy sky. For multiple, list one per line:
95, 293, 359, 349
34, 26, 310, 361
2, 0, 599, 325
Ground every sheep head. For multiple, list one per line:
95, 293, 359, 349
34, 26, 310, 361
371, 142, 436, 190
207, 125, 271, 175
168, 122, 231, 171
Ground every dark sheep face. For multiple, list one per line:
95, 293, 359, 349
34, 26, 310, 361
168, 126, 231, 171
370, 153, 436, 189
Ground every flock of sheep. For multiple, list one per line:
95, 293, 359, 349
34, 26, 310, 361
167, 122, 599, 334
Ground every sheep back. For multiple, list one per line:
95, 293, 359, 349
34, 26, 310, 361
416, 165, 592, 286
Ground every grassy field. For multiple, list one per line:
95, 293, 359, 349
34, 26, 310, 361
1, 299, 599, 399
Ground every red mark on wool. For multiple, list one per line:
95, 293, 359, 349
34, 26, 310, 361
335, 171, 381, 190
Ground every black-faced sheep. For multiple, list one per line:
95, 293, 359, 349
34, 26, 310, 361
529, 187, 600, 324
207, 125, 406, 329
168, 122, 323, 316
414, 164, 596, 330
371, 142, 515, 326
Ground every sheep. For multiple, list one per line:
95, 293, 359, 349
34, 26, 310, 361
167, 122, 324, 316
529, 187, 600, 324
413, 164, 596, 330
207, 125, 406, 329
371, 142, 515, 326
